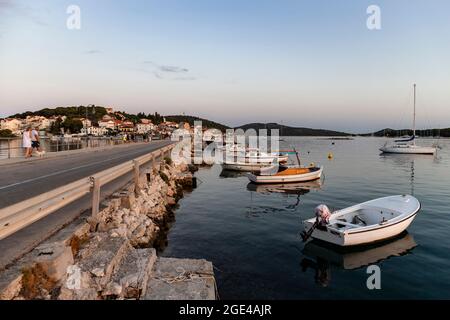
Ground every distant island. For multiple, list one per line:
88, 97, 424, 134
235, 123, 352, 136
362, 128, 450, 138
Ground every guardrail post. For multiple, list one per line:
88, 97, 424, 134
152, 153, 156, 170
133, 160, 140, 194
91, 177, 101, 218
165, 147, 170, 160
8, 139, 11, 159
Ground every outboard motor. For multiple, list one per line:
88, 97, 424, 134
315, 204, 331, 229
301, 204, 331, 242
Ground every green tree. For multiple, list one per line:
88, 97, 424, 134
0, 129, 16, 138
62, 118, 84, 134
50, 118, 63, 135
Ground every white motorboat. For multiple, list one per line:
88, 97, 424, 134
221, 148, 289, 172
245, 150, 289, 164
221, 160, 273, 172
380, 84, 437, 155
302, 195, 421, 247
247, 165, 323, 184
220, 145, 289, 163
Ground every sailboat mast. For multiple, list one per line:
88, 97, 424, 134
413, 83, 416, 145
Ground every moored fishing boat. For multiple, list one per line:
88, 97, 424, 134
302, 195, 421, 247
220, 145, 289, 163
245, 150, 289, 164
221, 160, 273, 172
247, 165, 323, 184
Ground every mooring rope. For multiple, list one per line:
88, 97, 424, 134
153, 266, 214, 284
153, 266, 220, 299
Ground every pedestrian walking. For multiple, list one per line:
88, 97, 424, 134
23, 127, 32, 158
31, 127, 45, 157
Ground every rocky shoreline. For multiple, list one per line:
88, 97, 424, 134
0, 158, 217, 300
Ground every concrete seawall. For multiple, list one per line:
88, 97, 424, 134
0, 159, 217, 300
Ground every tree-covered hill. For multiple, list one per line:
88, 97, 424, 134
236, 123, 352, 136
164, 115, 230, 131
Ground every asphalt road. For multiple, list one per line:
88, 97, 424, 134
0, 140, 172, 269
0, 140, 172, 208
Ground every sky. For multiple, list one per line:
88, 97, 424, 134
0, 0, 449, 133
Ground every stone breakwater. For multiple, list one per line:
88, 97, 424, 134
0, 159, 217, 300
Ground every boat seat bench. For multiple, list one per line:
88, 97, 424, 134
331, 220, 361, 228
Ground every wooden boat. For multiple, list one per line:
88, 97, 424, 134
302, 195, 420, 247
247, 165, 323, 184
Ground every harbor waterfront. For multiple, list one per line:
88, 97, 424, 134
0, 146, 218, 300
161, 136, 450, 299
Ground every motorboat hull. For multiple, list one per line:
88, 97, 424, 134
247, 166, 323, 184
303, 195, 420, 247
380, 145, 436, 154
221, 162, 272, 172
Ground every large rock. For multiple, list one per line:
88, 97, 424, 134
104, 248, 157, 299
34, 242, 74, 282
0, 266, 23, 300
143, 258, 217, 300
59, 235, 131, 300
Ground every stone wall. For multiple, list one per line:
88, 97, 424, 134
0, 159, 202, 300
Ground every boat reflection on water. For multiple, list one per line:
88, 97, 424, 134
300, 232, 417, 287
246, 180, 322, 195
219, 169, 248, 179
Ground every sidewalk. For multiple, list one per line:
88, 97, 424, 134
0, 141, 152, 166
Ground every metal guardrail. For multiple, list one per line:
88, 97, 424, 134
0, 137, 141, 159
0, 144, 175, 240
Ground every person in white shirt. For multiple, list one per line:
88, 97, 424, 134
23, 127, 32, 158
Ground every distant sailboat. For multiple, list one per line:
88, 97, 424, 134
380, 84, 437, 155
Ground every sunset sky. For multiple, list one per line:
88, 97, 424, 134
1, 0, 449, 133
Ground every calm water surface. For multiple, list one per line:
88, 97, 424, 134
161, 137, 450, 299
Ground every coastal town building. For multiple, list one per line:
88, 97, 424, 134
102, 114, 116, 122
24, 116, 54, 130
0, 118, 23, 134
119, 121, 135, 133
1, 111, 191, 138
78, 118, 92, 128
136, 119, 156, 134
98, 120, 117, 131
80, 126, 109, 136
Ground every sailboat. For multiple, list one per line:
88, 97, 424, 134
380, 84, 437, 155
